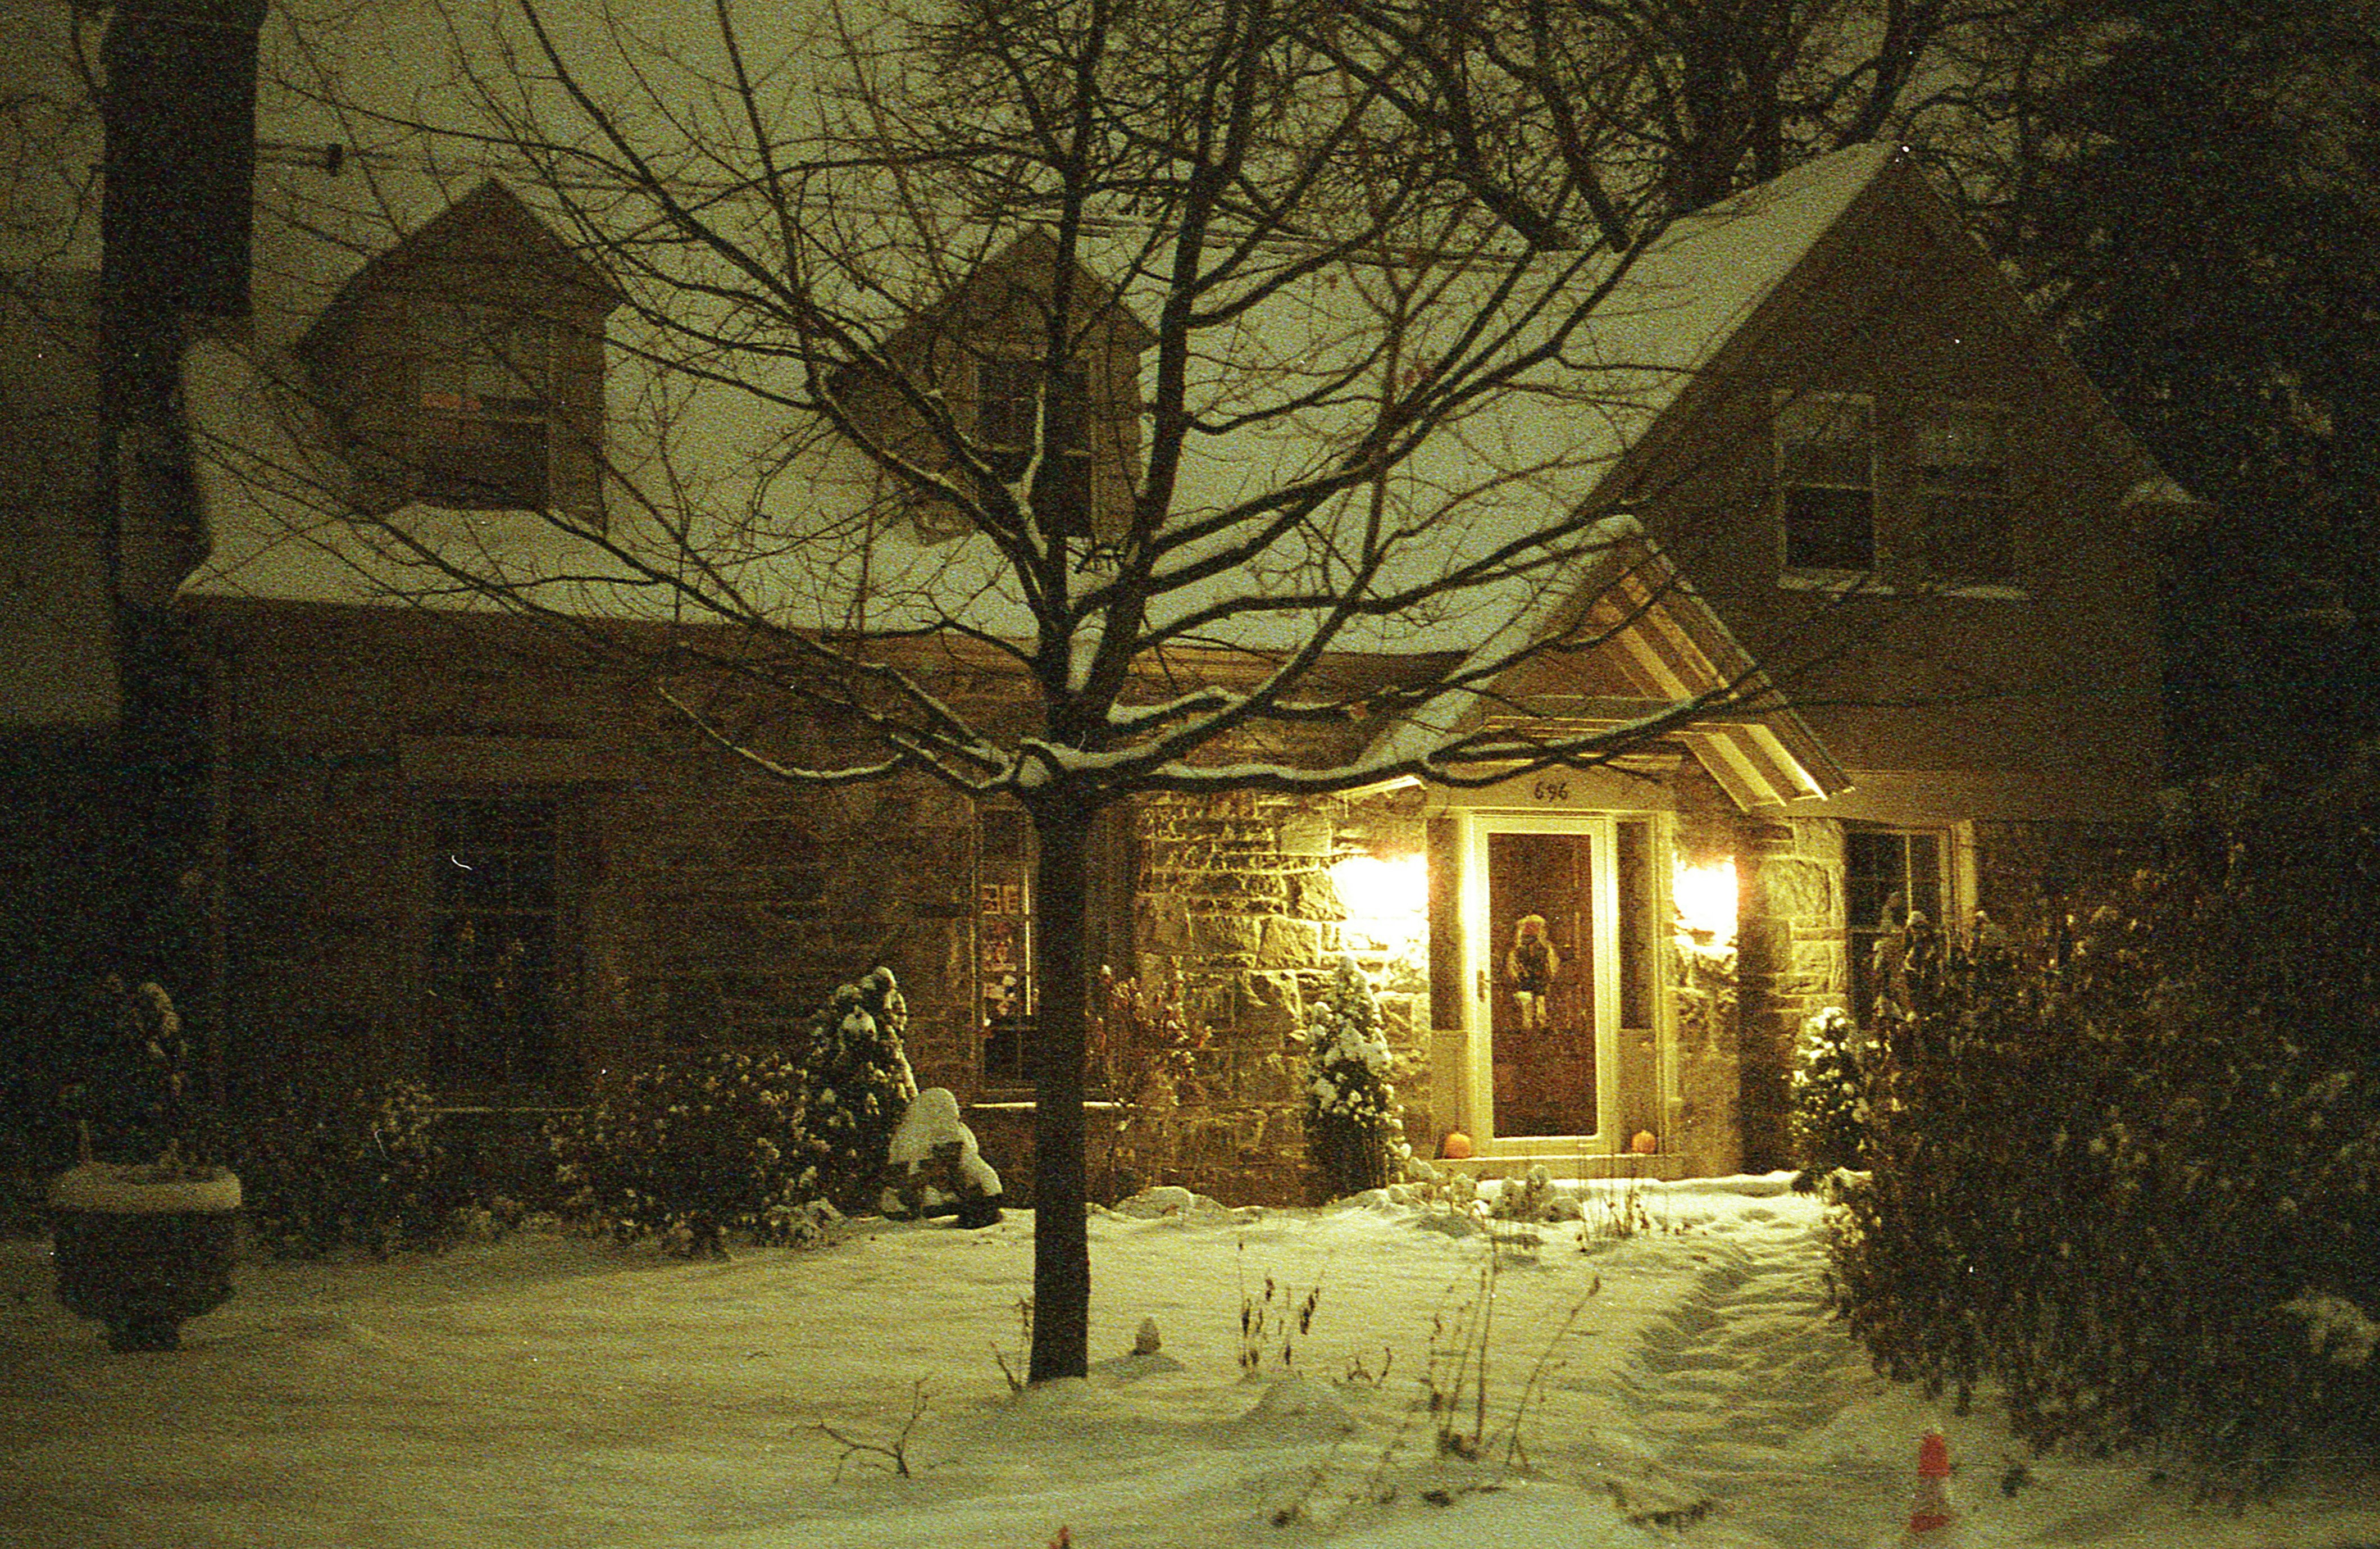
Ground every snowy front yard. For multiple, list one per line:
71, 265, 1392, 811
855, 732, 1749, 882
3, 1177, 2375, 1549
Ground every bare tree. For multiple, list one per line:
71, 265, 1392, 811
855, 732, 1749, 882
206, 0, 1925, 1379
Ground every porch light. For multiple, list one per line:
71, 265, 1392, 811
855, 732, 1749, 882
1331, 853, 1429, 952
1673, 857, 1739, 942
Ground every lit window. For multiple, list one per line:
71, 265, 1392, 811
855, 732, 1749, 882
1776, 394, 1876, 571
978, 808, 1036, 1086
425, 796, 561, 1089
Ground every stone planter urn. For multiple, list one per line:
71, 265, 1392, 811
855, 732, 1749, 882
49, 1162, 242, 1351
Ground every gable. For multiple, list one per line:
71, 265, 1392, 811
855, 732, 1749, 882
1605, 152, 2182, 519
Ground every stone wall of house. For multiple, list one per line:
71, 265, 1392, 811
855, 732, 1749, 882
1669, 770, 1748, 1175
1731, 810, 1849, 1173
1127, 791, 1430, 1204
206, 607, 982, 1107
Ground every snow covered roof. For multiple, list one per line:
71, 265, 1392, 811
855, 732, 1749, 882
161, 3, 2160, 801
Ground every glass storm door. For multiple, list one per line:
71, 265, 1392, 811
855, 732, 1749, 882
1460, 813, 1621, 1147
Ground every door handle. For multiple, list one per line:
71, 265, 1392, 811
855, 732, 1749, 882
1476, 968, 1487, 1002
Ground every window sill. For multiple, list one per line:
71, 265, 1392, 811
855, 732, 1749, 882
968, 1100, 1125, 1112
1778, 569, 2027, 601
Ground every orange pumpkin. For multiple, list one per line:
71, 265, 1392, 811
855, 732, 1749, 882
1629, 1130, 1659, 1156
1440, 1132, 1475, 1161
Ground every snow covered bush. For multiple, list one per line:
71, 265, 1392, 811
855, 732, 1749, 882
1788, 1005, 1876, 1186
59, 975, 196, 1164
547, 1047, 825, 1252
790, 967, 918, 1215
234, 1074, 453, 1259
1829, 752, 2380, 1482
1302, 955, 1406, 1199
881, 1086, 1003, 1227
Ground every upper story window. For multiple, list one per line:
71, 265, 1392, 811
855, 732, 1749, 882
1776, 392, 2018, 588
1777, 394, 1876, 571
1908, 402, 2013, 583
841, 232, 1153, 544
978, 357, 1093, 538
415, 303, 561, 509
300, 182, 618, 523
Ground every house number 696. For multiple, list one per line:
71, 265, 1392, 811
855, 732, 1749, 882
1531, 778, 1571, 802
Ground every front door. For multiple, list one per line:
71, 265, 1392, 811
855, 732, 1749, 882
1460, 812, 1621, 1148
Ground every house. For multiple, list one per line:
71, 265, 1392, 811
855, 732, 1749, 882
19, 5, 2180, 1200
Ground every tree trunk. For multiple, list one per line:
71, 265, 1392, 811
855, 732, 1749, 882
1027, 802, 1093, 1382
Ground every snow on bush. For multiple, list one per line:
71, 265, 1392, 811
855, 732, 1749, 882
1789, 1005, 1876, 1185
60, 974, 194, 1165
792, 967, 920, 1215
881, 1085, 1002, 1227
1828, 752, 2380, 1483
1302, 955, 1406, 1199
547, 1048, 827, 1253
236, 1074, 453, 1259
2280, 1291, 2379, 1369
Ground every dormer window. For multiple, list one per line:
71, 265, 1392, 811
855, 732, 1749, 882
299, 182, 618, 523
839, 231, 1153, 544
978, 357, 1092, 538
415, 303, 559, 509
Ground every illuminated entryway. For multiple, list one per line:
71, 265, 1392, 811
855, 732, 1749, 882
1458, 812, 1623, 1150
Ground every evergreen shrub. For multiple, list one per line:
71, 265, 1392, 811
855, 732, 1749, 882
547, 1047, 828, 1251
1303, 955, 1406, 1198
1789, 1005, 1877, 1186
1828, 753, 2380, 1482
791, 967, 919, 1215
234, 1075, 455, 1258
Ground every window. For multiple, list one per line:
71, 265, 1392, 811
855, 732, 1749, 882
978, 358, 1092, 537
1845, 827, 1945, 1023
415, 302, 559, 509
977, 808, 1036, 1085
1776, 394, 2020, 585
298, 182, 617, 522
1909, 402, 2014, 583
1777, 394, 1877, 571
425, 796, 562, 1089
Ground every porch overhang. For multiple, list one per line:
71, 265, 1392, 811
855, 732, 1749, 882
1362, 522, 1848, 811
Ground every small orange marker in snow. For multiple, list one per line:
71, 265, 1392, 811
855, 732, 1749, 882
1908, 1430, 1953, 1534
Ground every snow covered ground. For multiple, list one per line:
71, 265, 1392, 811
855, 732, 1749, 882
4, 1175, 2376, 1549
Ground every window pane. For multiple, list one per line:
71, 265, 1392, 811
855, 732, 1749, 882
1905, 832, 1943, 924
975, 360, 1094, 536
1777, 394, 1872, 453
1846, 830, 1906, 932
980, 808, 1036, 1085
1784, 486, 1876, 570
415, 306, 558, 509
1913, 404, 2003, 490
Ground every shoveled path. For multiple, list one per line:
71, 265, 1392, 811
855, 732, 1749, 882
1608, 1202, 1905, 1547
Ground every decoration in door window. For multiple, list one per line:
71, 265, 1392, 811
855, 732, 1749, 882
1505, 913, 1561, 1032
